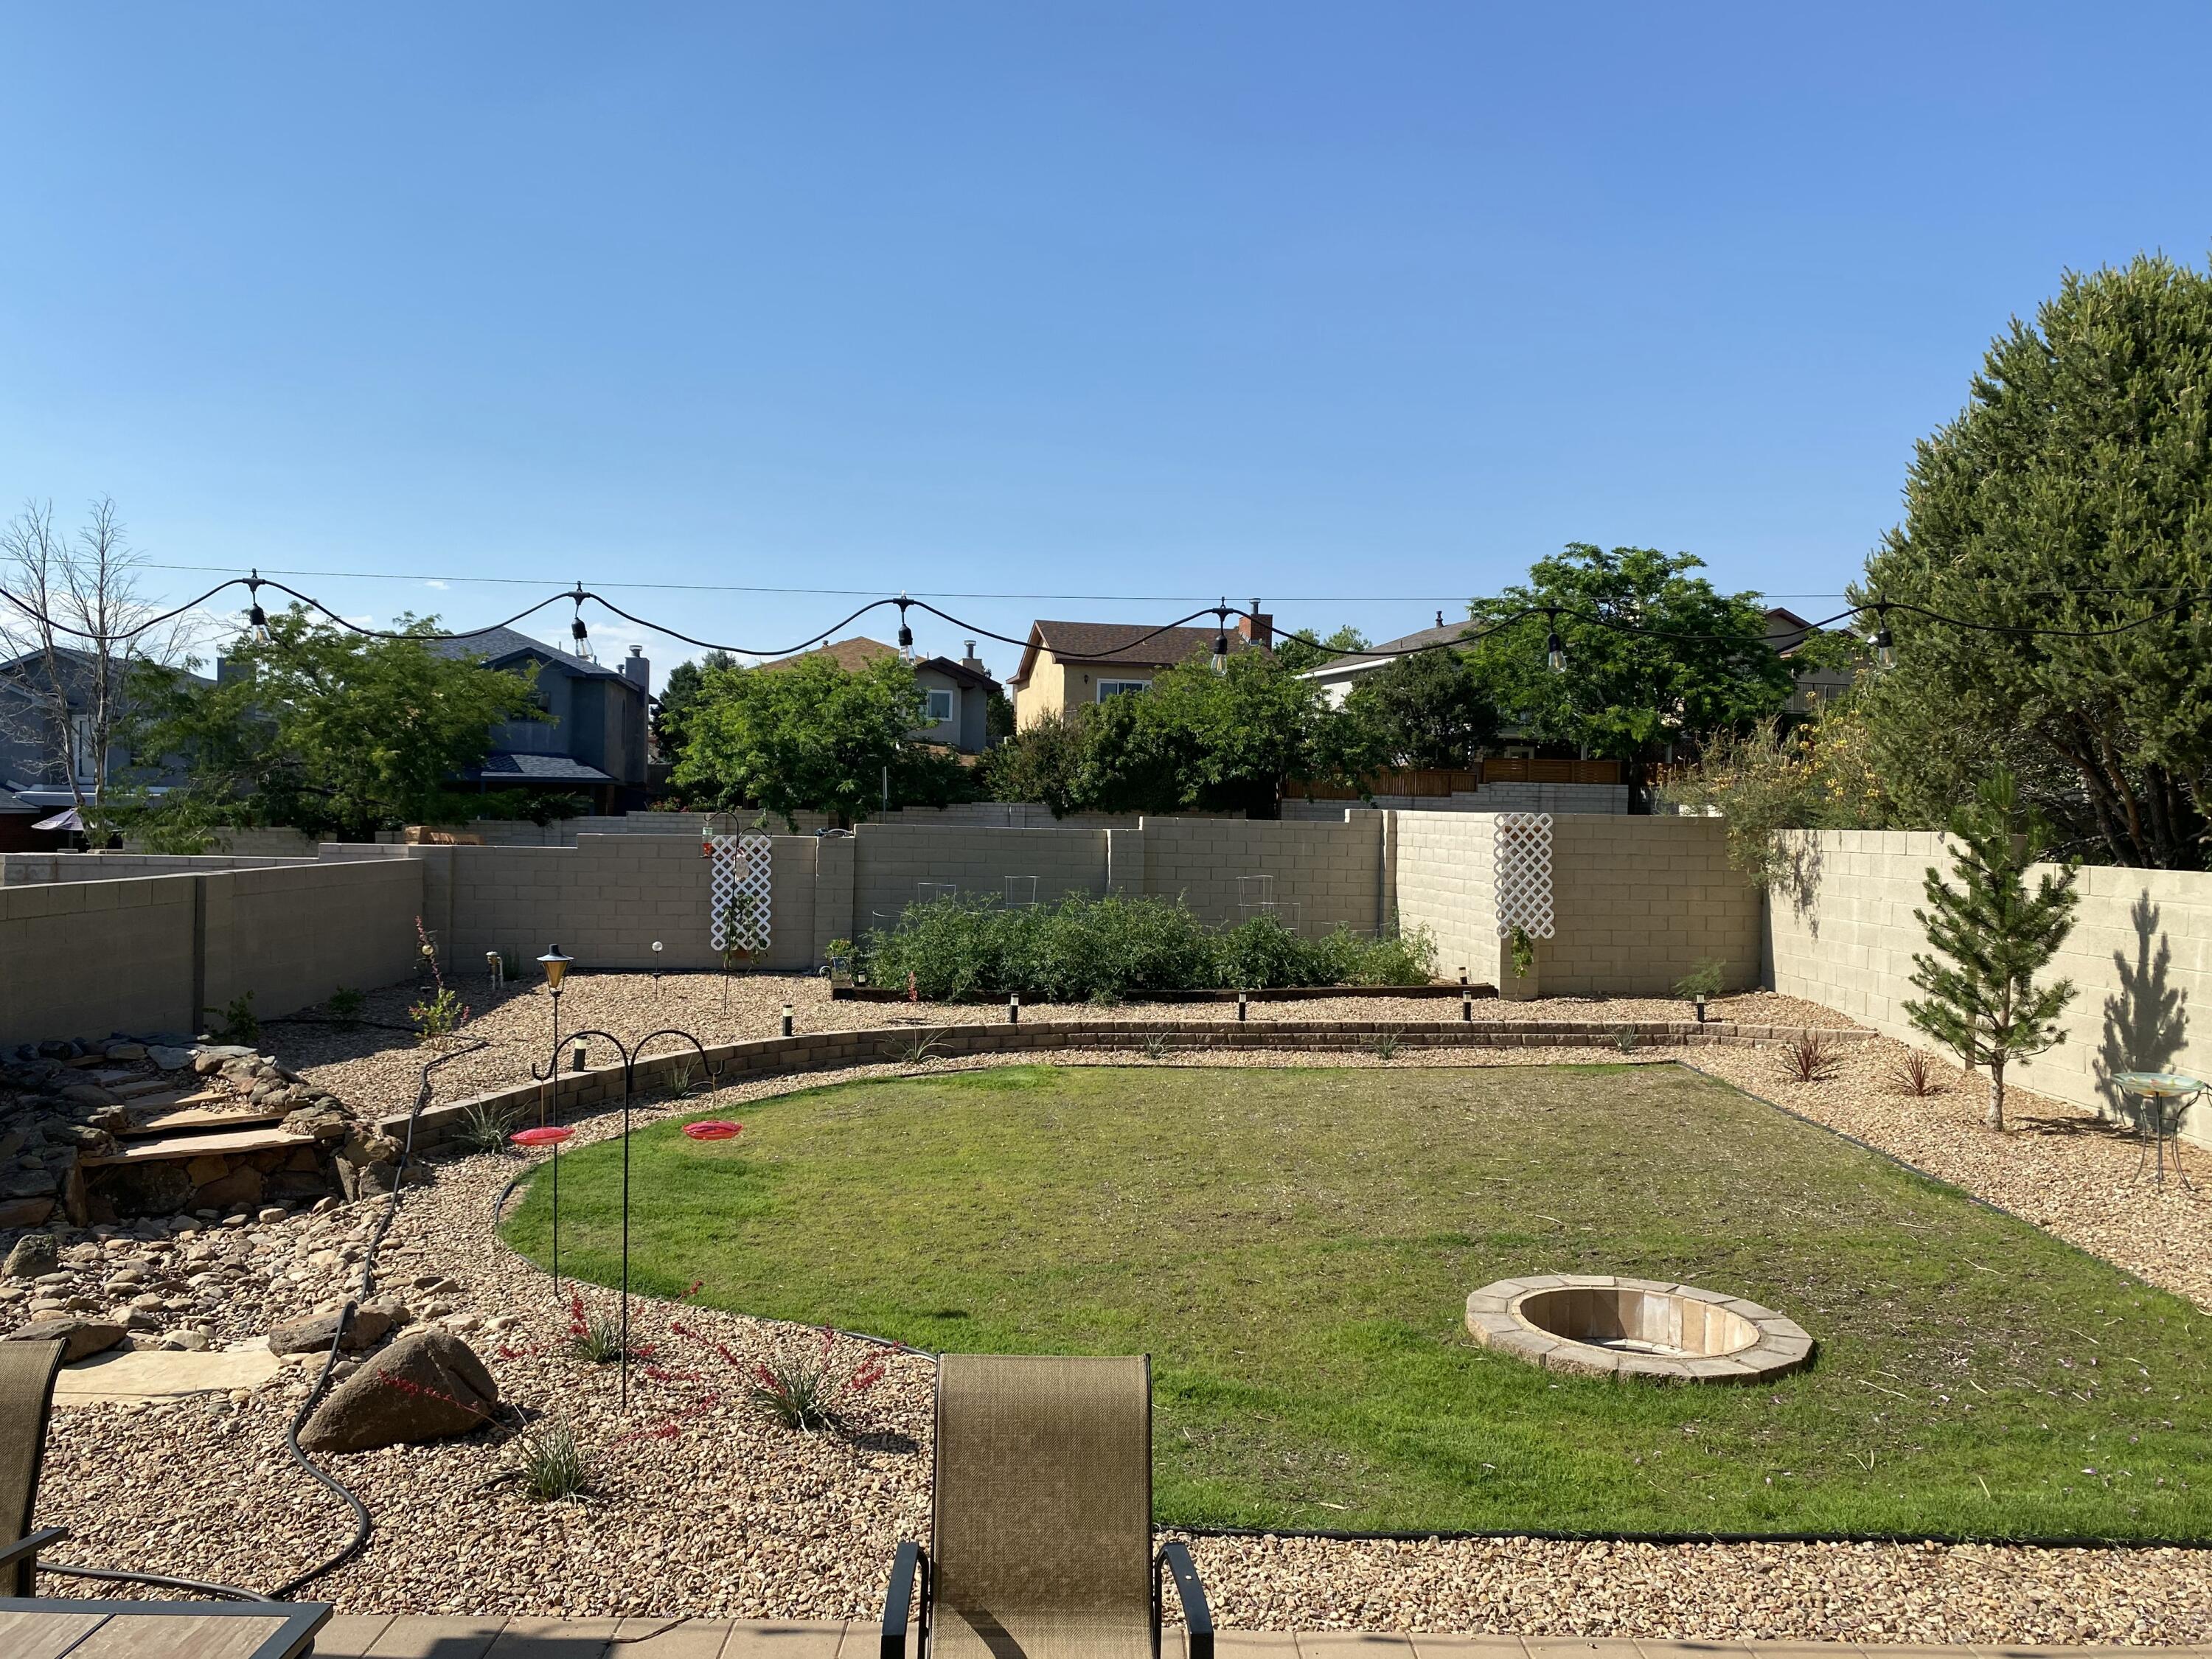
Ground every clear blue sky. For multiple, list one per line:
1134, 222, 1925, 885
3, 3, 2208, 681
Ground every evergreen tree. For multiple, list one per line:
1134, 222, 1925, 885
1904, 767, 2080, 1130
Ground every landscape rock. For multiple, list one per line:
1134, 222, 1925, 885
4, 1233, 59, 1279
4, 1317, 127, 1363
297, 1327, 499, 1453
267, 1304, 395, 1355
60, 1083, 118, 1107
0, 1197, 55, 1229
147, 1046, 195, 1071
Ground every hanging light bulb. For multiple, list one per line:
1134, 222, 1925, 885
897, 593, 914, 655
246, 572, 269, 642
1212, 603, 1230, 672
1545, 610, 1565, 674
570, 585, 591, 659
1872, 604, 1894, 671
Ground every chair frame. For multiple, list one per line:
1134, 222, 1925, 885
881, 1355, 1214, 1659
1, 1337, 69, 1598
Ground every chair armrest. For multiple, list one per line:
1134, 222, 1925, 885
0, 1526, 68, 1571
1155, 1540, 1213, 1659
882, 1540, 930, 1659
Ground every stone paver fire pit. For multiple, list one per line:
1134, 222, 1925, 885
1465, 1273, 1813, 1383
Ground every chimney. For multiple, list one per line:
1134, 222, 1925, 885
1236, 598, 1273, 648
961, 639, 987, 674
216, 655, 248, 686
622, 645, 650, 695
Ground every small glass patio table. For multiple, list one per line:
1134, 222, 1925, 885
0, 1599, 329, 1659
2110, 1071, 2204, 1189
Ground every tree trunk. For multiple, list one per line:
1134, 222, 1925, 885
1987, 1054, 2006, 1133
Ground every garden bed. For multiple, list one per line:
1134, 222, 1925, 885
830, 981, 1497, 1004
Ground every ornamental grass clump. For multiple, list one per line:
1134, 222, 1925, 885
859, 892, 1434, 1001
746, 1326, 888, 1432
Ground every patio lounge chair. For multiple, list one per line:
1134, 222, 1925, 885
883, 1353, 1212, 1659
1, 1336, 69, 1594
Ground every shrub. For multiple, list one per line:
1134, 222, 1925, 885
453, 1097, 522, 1155
410, 986, 468, 1040
1672, 959, 1727, 1004
1780, 1032, 1837, 1083
204, 992, 258, 1046
745, 1326, 888, 1432
858, 893, 1434, 1002
567, 1292, 627, 1363
518, 1418, 589, 1500
1893, 1049, 1946, 1097
326, 987, 365, 1028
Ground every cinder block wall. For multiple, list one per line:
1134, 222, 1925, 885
1767, 830, 2212, 1144
0, 875, 199, 1044
201, 859, 425, 1021
1540, 815, 1762, 995
1391, 811, 1500, 982
852, 822, 1110, 928
1134, 815, 1385, 932
1, 852, 318, 886
437, 834, 821, 973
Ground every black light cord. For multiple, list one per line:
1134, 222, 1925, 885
262, 1037, 487, 1601
4, 568, 2206, 666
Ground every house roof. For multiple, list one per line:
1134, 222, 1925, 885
461, 751, 615, 785
1009, 620, 1248, 688
761, 636, 1000, 693
431, 626, 639, 684
1295, 618, 1477, 681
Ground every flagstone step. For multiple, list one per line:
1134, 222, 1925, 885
82, 1125, 308, 1167
121, 1102, 288, 1138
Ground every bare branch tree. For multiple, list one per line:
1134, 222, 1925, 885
0, 497, 209, 829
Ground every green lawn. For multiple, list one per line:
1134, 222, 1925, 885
502, 1063, 2212, 1541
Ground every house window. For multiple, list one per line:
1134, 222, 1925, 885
924, 689, 955, 726
1097, 678, 1151, 700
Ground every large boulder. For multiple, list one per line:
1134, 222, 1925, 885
298, 1329, 500, 1453
3, 1318, 126, 1363
3, 1233, 59, 1279
0, 1197, 55, 1230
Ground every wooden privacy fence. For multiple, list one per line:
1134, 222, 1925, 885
1295, 759, 1621, 800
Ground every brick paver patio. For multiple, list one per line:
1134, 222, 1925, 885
305, 1619, 2212, 1659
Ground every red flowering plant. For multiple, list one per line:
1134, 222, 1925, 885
627, 1293, 891, 1439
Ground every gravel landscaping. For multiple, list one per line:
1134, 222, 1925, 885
10, 979, 2212, 1642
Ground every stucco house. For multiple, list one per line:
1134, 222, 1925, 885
431, 626, 653, 813
759, 637, 1001, 754
1006, 614, 1272, 730
0, 646, 208, 843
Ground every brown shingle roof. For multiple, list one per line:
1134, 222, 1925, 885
760, 636, 999, 692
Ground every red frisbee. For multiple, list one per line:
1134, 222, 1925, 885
681, 1120, 743, 1142
510, 1125, 575, 1148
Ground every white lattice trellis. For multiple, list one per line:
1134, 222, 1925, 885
707, 833, 773, 954
1493, 812, 1555, 939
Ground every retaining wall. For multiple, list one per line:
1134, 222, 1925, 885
1767, 830, 2212, 1146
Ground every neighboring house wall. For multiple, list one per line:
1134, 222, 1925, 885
913, 663, 990, 753
1013, 651, 1172, 729
1767, 830, 2212, 1146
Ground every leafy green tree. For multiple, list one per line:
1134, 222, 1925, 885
653, 650, 734, 766
1075, 648, 1326, 818
671, 651, 926, 828
1856, 254, 2212, 868
1462, 546, 1795, 808
975, 709, 1091, 815
1904, 768, 2080, 1132
1659, 686, 1895, 884
1274, 623, 1370, 675
1339, 647, 1500, 770
132, 607, 544, 841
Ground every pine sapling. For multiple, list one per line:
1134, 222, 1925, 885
1902, 767, 2079, 1132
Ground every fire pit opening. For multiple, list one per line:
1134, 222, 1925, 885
1465, 1274, 1813, 1384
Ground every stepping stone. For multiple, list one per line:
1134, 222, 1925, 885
52, 1344, 282, 1402
110, 1077, 181, 1101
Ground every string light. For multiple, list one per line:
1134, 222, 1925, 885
1, 568, 2205, 676
896, 592, 914, 655
1211, 601, 1231, 672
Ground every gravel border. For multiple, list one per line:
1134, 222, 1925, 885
22, 1018, 2212, 1642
